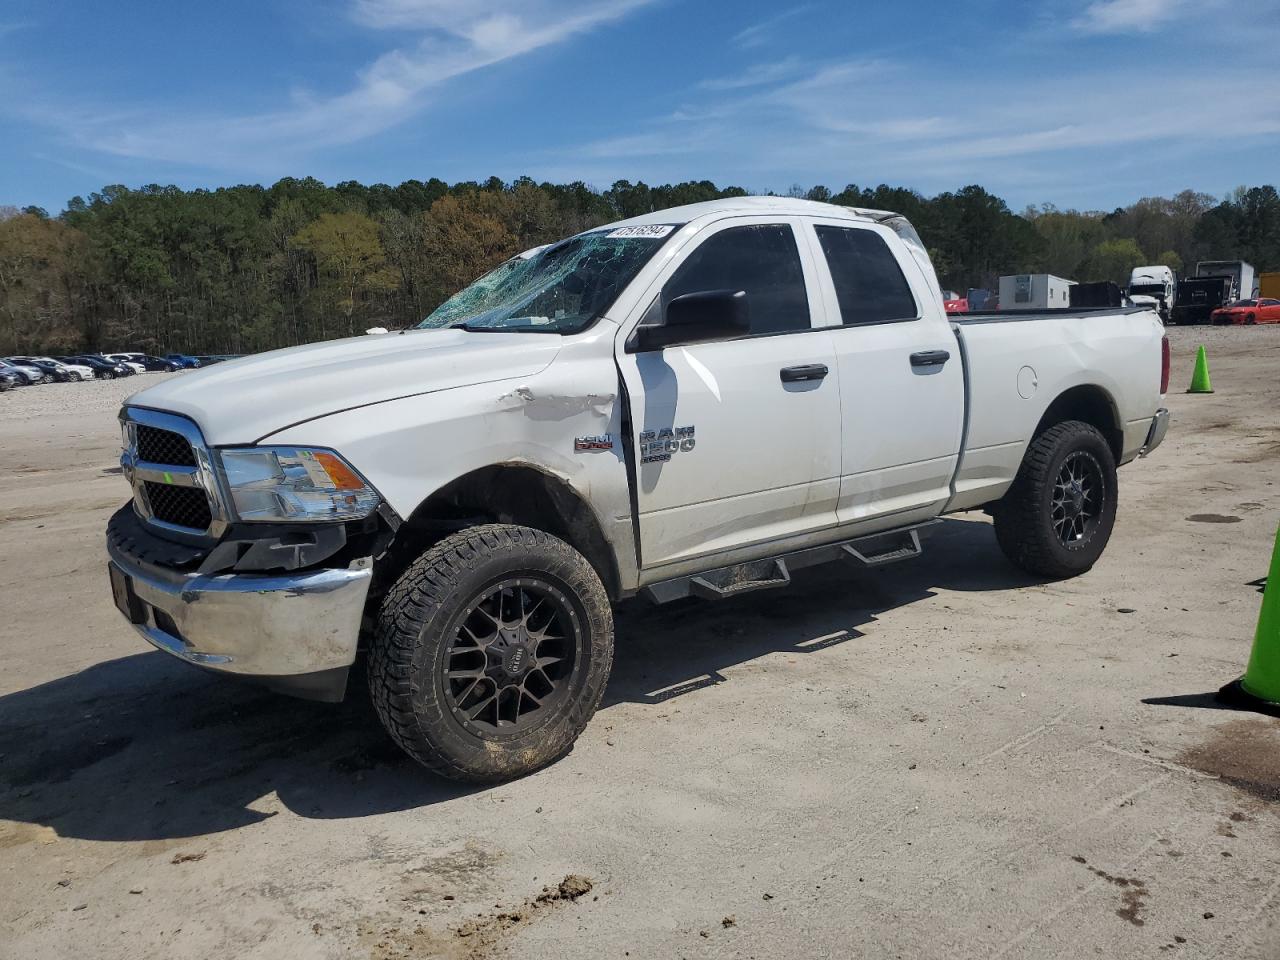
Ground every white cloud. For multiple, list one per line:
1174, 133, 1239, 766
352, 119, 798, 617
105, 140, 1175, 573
1071, 0, 1188, 33
699, 57, 807, 91
545, 50, 1280, 206
36, 0, 654, 170
729, 5, 813, 49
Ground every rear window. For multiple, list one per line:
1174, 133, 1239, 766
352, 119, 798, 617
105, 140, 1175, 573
814, 226, 918, 325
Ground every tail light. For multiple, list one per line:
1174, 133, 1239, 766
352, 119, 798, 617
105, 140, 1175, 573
1160, 335, 1170, 394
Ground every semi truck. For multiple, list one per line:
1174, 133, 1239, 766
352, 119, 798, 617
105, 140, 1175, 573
105, 197, 1170, 783
1127, 265, 1176, 322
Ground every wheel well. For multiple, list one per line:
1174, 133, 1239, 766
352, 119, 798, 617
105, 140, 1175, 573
373, 465, 621, 601
1033, 385, 1123, 460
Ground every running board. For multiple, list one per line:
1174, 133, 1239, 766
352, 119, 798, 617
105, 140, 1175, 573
641, 520, 938, 604
688, 558, 791, 600
840, 528, 925, 566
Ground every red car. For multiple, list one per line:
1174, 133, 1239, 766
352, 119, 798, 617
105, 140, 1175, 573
1211, 298, 1280, 324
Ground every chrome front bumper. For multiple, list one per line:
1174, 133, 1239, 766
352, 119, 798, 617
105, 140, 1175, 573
1139, 407, 1170, 457
107, 539, 372, 701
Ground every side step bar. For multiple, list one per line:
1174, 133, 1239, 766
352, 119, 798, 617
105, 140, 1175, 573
841, 527, 926, 566
642, 520, 938, 604
689, 557, 791, 600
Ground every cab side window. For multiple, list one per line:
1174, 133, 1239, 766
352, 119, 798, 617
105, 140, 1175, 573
815, 225, 919, 326
663, 224, 810, 336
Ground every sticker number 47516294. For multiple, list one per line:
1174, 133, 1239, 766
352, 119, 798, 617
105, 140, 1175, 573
606, 224, 675, 239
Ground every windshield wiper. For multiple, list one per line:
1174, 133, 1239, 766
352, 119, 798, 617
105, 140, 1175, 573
449, 321, 565, 334
449, 322, 510, 333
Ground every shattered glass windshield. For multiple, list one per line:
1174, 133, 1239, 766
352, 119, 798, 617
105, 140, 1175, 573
418, 225, 681, 334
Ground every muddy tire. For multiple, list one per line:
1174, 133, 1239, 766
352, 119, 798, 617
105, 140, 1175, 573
368, 524, 613, 783
992, 420, 1117, 579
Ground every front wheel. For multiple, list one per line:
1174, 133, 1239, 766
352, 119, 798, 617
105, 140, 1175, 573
992, 420, 1118, 579
368, 524, 614, 783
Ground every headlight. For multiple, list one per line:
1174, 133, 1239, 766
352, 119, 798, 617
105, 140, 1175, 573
217, 447, 380, 522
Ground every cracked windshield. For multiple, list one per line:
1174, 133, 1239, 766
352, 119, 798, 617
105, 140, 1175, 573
418, 225, 680, 334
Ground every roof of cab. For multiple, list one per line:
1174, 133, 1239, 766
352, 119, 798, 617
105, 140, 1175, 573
598, 196, 901, 231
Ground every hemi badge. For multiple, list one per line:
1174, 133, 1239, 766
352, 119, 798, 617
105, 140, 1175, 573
575, 435, 613, 452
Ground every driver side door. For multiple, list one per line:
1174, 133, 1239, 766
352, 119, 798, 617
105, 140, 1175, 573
615, 217, 842, 575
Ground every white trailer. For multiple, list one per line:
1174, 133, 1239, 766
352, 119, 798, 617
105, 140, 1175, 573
999, 274, 1076, 310
1195, 261, 1256, 300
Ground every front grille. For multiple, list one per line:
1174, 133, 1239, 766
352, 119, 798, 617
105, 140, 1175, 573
136, 425, 196, 467
144, 481, 213, 530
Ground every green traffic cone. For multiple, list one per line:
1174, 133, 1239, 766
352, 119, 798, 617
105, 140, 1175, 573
1187, 345, 1213, 394
1218, 523, 1280, 716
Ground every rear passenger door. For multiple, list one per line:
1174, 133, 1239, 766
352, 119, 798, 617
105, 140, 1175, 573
616, 218, 842, 572
801, 219, 965, 527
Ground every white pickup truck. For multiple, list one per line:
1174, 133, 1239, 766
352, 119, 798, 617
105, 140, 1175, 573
106, 197, 1170, 782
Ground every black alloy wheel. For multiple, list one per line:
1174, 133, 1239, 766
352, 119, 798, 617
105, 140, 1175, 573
443, 577, 582, 738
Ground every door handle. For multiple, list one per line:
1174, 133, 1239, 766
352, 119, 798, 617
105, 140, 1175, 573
780, 363, 829, 383
909, 350, 951, 368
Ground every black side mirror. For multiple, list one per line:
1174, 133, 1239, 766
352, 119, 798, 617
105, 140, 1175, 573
630, 289, 750, 351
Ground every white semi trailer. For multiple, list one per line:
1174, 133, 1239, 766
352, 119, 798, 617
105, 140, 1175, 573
1195, 261, 1256, 301
999, 274, 1076, 310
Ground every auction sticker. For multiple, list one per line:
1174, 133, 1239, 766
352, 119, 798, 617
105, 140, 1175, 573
607, 224, 675, 239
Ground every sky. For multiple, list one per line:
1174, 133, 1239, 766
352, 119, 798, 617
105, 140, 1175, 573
1, 0, 1278, 215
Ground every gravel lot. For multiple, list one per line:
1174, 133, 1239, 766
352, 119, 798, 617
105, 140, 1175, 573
1, 329, 1279, 959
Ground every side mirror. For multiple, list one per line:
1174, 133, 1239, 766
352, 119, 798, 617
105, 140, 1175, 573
630, 289, 750, 351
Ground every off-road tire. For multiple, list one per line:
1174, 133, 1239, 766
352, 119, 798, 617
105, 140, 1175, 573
368, 524, 613, 783
992, 420, 1117, 579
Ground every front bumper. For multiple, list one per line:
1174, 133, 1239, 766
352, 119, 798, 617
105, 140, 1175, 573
107, 537, 372, 702
1139, 407, 1170, 457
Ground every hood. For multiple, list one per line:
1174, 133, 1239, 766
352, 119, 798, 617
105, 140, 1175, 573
127, 328, 562, 445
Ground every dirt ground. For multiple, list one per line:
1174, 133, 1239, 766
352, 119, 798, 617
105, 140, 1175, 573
2, 326, 1279, 960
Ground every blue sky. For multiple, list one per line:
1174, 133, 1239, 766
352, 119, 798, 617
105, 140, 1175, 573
2, 0, 1277, 215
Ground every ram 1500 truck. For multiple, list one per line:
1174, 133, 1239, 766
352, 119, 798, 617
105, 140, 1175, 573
106, 197, 1170, 782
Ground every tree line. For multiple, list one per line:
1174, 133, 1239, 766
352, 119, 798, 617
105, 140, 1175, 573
1, 176, 1278, 356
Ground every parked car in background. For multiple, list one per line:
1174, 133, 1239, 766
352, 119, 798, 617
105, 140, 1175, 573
0, 358, 48, 384
942, 290, 969, 312
165, 353, 202, 369
109, 352, 181, 372
10, 356, 94, 382
0, 368, 21, 391
1211, 298, 1280, 325
101, 354, 151, 374
62, 355, 132, 378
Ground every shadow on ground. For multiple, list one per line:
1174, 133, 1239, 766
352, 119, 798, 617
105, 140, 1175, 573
0, 517, 1034, 843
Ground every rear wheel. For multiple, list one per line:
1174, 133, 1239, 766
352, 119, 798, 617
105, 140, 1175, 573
992, 420, 1117, 579
368, 524, 614, 783
1246, 313, 1257, 325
